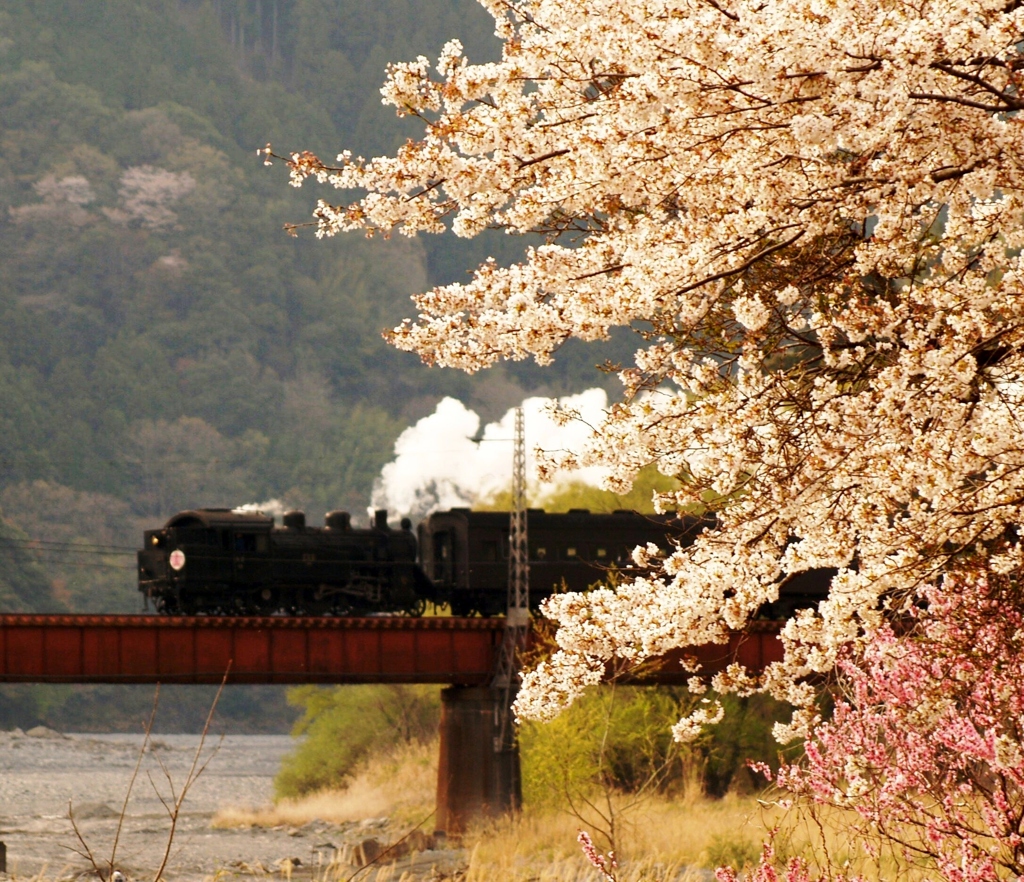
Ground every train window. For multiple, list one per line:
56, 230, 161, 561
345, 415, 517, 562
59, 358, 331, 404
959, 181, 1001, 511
596, 547, 608, 559
532, 545, 547, 560
433, 532, 453, 581
256, 535, 269, 553
234, 533, 257, 553
480, 540, 499, 562
565, 546, 578, 559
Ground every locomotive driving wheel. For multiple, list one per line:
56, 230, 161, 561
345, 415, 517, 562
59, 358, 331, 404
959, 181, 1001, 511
253, 586, 279, 615
404, 597, 427, 617
302, 588, 335, 616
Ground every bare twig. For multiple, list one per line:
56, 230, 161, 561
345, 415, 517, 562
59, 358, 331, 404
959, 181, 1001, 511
67, 801, 105, 879
151, 664, 232, 882
109, 685, 161, 878
63, 669, 231, 882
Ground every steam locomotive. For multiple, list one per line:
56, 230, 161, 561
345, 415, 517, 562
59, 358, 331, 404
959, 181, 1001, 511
139, 508, 430, 615
138, 507, 831, 616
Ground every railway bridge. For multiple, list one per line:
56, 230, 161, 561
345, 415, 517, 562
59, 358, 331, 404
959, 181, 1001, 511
0, 613, 783, 833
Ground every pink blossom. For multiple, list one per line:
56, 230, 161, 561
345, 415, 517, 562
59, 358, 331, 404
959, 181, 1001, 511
578, 830, 617, 882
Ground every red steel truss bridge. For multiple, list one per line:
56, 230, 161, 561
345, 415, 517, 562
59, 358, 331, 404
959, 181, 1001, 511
0, 613, 784, 833
0, 614, 783, 685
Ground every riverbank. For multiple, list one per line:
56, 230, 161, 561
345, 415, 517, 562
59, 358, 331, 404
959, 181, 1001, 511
0, 728, 770, 882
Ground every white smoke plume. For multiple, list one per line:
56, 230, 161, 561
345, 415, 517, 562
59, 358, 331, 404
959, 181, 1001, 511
233, 499, 289, 522
370, 389, 611, 520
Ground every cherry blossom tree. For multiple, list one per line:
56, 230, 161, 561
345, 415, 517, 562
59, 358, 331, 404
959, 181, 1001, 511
267, 0, 1024, 873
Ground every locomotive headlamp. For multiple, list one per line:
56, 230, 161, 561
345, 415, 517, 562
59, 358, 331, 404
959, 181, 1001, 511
169, 549, 186, 571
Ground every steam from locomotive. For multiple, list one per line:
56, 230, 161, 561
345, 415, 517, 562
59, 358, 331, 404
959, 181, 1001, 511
370, 391, 612, 519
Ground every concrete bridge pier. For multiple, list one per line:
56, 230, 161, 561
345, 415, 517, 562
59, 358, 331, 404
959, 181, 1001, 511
435, 686, 521, 836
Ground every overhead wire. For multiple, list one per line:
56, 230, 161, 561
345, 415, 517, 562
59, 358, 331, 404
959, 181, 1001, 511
0, 537, 136, 552
0, 536, 138, 570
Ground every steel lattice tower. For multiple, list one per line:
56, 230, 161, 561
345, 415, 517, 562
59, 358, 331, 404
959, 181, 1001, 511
492, 405, 529, 757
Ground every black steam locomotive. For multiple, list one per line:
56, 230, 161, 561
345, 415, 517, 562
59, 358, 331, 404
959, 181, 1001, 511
138, 506, 832, 617
138, 508, 435, 615
137, 507, 724, 616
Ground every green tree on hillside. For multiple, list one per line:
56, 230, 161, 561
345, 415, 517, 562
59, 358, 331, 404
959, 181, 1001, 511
0, 509, 65, 612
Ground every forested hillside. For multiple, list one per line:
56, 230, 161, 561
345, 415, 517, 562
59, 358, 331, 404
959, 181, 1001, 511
0, 0, 631, 617
0, 0, 634, 728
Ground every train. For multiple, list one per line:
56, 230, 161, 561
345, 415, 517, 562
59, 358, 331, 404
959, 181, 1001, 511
138, 506, 831, 617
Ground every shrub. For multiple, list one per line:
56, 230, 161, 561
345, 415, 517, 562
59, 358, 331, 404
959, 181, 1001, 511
703, 693, 794, 797
274, 682, 786, 806
273, 684, 440, 799
521, 686, 789, 808
520, 686, 696, 809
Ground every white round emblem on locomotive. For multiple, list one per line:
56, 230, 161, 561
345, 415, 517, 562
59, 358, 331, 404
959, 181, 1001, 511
169, 549, 186, 571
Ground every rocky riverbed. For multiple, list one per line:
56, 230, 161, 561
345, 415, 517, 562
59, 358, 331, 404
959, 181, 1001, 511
0, 729, 462, 882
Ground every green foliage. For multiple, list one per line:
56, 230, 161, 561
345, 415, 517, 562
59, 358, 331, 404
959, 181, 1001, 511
0, 482, 138, 612
520, 687, 789, 808
0, 5, 441, 609
0, 682, 298, 732
483, 464, 683, 514
545, 464, 685, 513
269, 686, 786, 809
0, 507, 64, 612
703, 694, 795, 797
274, 684, 441, 798
520, 686, 694, 808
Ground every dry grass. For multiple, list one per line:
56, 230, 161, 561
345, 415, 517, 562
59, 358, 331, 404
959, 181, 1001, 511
463, 792, 773, 882
213, 741, 932, 882
212, 738, 437, 829
463, 795, 939, 882
211, 735, 774, 879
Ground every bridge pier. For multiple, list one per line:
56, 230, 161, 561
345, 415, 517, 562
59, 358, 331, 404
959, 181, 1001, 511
435, 686, 521, 836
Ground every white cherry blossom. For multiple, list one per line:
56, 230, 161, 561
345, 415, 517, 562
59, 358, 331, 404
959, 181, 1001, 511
267, 0, 1024, 736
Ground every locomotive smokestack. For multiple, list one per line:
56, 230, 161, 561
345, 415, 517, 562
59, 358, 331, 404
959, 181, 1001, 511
374, 509, 389, 530
283, 510, 306, 529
